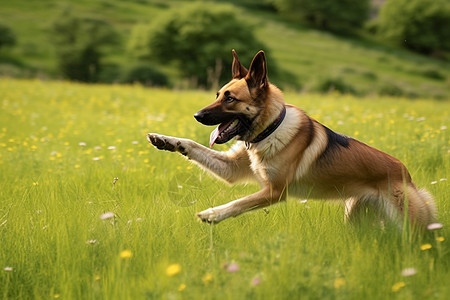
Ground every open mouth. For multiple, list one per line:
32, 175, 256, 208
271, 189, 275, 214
209, 118, 245, 147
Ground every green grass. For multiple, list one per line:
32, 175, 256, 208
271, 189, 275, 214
0, 0, 449, 99
0, 79, 449, 299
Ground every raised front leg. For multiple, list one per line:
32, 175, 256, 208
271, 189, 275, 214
147, 133, 253, 184
196, 186, 286, 223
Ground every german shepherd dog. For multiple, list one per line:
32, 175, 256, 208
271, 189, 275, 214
148, 50, 437, 228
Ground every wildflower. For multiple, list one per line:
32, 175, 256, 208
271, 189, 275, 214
100, 212, 115, 220
392, 281, 406, 292
166, 264, 181, 277
334, 278, 346, 289
32, 182, 39, 186
4, 267, 13, 271
54, 294, 60, 298
132, 141, 139, 145
94, 275, 101, 281
86, 239, 98, 245
251, 277, 261, 286
401, 268, 417, 277
92, 157, 101, 161
202, 273, 213, 284
78, 142, 87, 147
120, 249, 132, 259
427, 223, 443, 230
226, 263, 239, 273
430, 181, 438, 185
107, 146, 116, 150
420, 243, 432, 251
436, 237, 445, 242
178, 283, 186, 291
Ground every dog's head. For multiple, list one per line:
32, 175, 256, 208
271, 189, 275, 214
195, 50, 283, 147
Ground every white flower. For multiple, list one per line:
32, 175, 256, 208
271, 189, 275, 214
78, 142, 87, 147
86, 239, 98, 244
107, 146, 116, 150
401, 268, 417, 277
427, 223, 443, 230
4, 267, 13, 271
100, 212, 115, 220
131, 141, 139, 145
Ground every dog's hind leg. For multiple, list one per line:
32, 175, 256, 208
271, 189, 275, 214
344, 197, 374, 224
197, 186, 286, 223
344, 195, 390, 226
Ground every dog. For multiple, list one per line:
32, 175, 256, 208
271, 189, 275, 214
147, 50, 437, 228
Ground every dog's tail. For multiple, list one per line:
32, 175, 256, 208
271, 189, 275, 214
407, 187, 438, 227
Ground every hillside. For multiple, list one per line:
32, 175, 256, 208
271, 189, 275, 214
0, 0, 449, 99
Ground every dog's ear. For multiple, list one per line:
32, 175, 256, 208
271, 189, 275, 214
232, 49, 248, 79
246, 51, 267, 89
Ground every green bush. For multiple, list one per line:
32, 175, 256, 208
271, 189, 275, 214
121, 64, 169, 87
50, 8, 119, 82
312, 76, 358, 95
0, 23, 16, 49
377, 0, 450, 54
270, 0, 370, 33
128, 3, 267, 88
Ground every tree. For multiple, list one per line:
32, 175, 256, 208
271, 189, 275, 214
0, 23, 16, 49
271, 0, 370, 33
377, 0, 450, 55
128, 3, 267, 89
50, 9, 119, 82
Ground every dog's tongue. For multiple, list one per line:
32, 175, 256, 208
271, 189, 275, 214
209, 120, 234, 147
209, 126, 220, 148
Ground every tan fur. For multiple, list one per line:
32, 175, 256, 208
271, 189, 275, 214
147, 50, 437, 228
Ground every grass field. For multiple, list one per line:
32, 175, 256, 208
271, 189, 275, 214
0, 78, 449, 299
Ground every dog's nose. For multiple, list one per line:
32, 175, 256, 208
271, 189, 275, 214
194, 111, 204, 123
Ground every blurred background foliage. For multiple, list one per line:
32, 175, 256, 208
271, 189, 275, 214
0, 0, 448, 98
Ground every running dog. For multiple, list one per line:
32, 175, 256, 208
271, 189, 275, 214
147, 50, 437, 227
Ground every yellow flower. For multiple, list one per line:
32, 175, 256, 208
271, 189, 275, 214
166, 264, 181, 277
32, 182, 39, 186
178, 283, 186, 291
334, 278, 346, 289
202, 273, 213, 285
120, 249, 133, 259
420, 243, 432, 250
436, 236, 444, 242
392, 281, 405, 292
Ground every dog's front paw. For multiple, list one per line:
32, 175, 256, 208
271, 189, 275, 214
196, 208, 220, 223
147, 133, 187, 155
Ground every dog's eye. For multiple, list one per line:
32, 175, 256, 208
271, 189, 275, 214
225, 96, 235, 103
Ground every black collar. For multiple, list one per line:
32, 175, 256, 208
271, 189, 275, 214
250, 106, 286, 143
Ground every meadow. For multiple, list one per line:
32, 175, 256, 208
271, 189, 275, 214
0, 78, 449, 299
